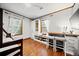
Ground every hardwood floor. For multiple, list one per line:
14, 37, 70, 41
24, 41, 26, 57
23, 38, 64, 56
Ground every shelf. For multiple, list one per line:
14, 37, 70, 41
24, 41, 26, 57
49, 42, 53, 45
34, 35, 65, 52
56, 48, 64, 52
56, 47, 64, 49
49, 45, 54, 47
56, 44, 64, 48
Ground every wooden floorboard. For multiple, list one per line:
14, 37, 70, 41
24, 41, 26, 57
23, 38, 64, 56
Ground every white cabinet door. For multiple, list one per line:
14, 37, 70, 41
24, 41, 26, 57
65, 36, 78, 55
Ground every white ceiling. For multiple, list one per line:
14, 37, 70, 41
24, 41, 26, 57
0, 3, 73, 18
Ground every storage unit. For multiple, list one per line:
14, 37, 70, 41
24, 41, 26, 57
34, 34, 66, 52
49, 33, 65, 52
65, 36, 79, 56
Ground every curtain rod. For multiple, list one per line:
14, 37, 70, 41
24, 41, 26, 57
33, 3, 75, 20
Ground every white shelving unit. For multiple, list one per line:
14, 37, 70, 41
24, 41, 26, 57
65, 36, 79, 56
34, 35, 66, 52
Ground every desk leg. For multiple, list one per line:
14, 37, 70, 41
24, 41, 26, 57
53, 39, 56, 52
64, 41, 66, 56
46, 38, 49, 49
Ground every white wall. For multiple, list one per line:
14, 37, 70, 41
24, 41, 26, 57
23, 17, 32, 38
3, 10, 32, 43
39, 4, 79, 33
31, 4, 79, 35
70, 9, 79, 34
31, 4, 79, 40
38, 9, 71, 33
48, 8, 72, 32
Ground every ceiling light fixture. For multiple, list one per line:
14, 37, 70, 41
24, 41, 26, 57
24, 3, 32, 8
25, 3, 43, 10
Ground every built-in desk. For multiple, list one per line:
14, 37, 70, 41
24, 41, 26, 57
34, 34, 66, 52
48, 32, 79, 56
48, 32, 66, 52
34, 32, 79, 56
49, 32, 79, 37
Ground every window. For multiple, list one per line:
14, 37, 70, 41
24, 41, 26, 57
35, 20, 39, 31
40, 19, 47, 33
8, 17, 22, 36
35, 19, 48, 33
